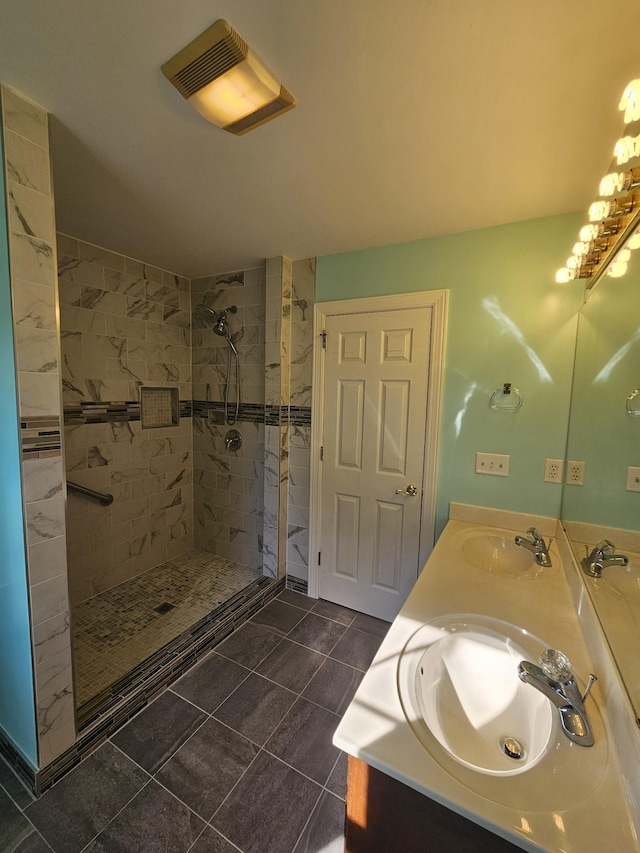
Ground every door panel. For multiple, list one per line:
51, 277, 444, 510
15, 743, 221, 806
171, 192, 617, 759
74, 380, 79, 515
319, 307, 432, 620
337, 380, 364, 469
373, 500, 403, 591
334, 493, 360, 580
377, 380, 409, 475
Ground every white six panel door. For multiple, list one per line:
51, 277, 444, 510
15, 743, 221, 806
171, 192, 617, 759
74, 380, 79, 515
319, 307, 432, 621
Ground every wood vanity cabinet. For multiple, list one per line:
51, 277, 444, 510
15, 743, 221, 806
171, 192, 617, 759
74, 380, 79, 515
345, 756, 521, 853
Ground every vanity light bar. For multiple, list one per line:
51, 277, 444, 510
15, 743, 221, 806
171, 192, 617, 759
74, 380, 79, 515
556, 78, 640, 288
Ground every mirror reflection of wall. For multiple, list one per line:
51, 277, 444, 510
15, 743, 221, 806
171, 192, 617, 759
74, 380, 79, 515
563, 256, 640, 531
562, 251, 640, 723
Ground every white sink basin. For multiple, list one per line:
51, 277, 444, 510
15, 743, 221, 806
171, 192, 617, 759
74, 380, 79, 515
398, 615, 553, 776
457, 528, 555, 578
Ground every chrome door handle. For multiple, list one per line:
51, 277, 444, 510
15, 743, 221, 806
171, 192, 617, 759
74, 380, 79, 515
395, 484, 418, 496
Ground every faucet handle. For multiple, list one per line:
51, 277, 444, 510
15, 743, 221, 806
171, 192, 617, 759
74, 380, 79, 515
581, 673, 598, 703
539, 648, 573, 682
594, 539, 616, 557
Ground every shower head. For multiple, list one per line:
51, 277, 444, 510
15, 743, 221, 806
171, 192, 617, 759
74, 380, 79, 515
195, 304, 238, 352
213, 305, 237, 337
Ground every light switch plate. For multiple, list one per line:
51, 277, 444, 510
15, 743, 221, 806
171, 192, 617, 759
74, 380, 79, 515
475, 452, 510, 477
626, 466, 640, 492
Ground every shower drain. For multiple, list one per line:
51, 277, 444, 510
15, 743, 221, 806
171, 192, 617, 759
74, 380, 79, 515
154, 602, 176, 614
500, 736, 525, 760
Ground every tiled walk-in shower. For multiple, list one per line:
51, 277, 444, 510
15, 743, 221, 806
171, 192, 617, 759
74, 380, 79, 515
73, 550, 261, 709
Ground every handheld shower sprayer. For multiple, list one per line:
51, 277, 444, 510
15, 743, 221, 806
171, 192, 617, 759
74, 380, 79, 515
195, 304, 240, 423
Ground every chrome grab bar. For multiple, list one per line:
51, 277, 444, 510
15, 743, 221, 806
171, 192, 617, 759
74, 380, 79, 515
67, 481, 114, 507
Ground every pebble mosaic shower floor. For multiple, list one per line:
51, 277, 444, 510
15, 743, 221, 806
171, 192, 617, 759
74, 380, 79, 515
73, 550, 261, 707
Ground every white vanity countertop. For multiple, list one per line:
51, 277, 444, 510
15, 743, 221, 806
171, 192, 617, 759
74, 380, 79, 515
333, 511, 639, 852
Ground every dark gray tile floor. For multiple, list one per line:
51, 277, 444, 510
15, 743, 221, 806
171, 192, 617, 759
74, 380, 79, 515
0, 591, 389, 853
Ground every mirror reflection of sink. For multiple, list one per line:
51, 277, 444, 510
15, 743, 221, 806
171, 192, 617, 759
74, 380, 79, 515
457, 528, 555, 578
398, 615, 553, 777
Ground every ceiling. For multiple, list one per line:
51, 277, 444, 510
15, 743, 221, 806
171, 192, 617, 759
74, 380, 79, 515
2, 1, 640, 278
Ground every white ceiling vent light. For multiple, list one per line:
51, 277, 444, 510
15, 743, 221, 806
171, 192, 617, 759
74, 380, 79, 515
161, 19, 296, 135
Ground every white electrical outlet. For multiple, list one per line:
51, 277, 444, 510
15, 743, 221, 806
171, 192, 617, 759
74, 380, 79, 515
566, 461, 585, 485
626, 466, 640, 492
475, 452, 510, 477
544, 458, 564, 483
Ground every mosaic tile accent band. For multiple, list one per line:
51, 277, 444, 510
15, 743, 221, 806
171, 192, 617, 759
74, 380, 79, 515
63, 398, 192, 425
20, 416, 62, 456
286, 574, 309, 594
63, 400, 311, 426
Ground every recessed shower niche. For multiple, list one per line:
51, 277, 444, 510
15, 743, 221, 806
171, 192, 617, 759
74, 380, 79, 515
140, 386, 179, 429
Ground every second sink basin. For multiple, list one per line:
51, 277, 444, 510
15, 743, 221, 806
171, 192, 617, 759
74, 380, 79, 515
457, 527, 555, 578
398, 615, 553, 776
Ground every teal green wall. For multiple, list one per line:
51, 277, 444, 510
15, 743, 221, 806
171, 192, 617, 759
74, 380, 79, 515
317, 212, 584, 539
0, 122, 38, 767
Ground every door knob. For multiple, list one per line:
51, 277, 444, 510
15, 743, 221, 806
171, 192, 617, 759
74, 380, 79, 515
395, 484, 418, 496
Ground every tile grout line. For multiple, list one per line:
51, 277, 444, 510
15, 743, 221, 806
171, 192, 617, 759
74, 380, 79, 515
76, 775, 156, 853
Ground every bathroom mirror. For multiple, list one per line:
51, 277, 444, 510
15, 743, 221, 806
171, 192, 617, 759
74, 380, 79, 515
561, 248, 640, 725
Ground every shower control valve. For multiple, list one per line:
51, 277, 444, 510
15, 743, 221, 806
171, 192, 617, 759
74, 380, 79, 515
225, 429, 242, 452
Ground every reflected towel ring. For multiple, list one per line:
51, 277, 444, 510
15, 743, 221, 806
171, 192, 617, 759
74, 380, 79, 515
490, 382, 523, 411
626, 389, 640, 416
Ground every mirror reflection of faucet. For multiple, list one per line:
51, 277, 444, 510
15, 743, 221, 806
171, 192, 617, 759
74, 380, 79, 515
581, 540, 629, 578
514, 527, 553, 567
518, 649, 597, 747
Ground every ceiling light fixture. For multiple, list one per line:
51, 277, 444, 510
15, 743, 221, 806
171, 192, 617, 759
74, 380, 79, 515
161, 19, 296, 135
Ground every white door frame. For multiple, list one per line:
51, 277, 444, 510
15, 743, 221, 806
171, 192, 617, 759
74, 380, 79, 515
308, 290, 448, 600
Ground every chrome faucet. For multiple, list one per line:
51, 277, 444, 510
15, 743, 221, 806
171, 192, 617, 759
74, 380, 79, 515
518, 649, 597, 747
581, 539, 628, 578
514, 527, 552, 567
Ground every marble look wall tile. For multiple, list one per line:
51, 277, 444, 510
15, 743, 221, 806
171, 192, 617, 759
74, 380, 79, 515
8, 182, 54, 242
288, 504, 310, 528
81, 333, 126, 359
26, 495, 65, 547
125, 255, 162, 282
15, 326, 58, 373
287, 525, 309, 567
61, 305, 106, 336
22, 456, 64, 502
10, 231, 54, 286
30, 572, 69, 625
262, 526, 278, 577
82, 286, 126, 314
33, 611, 71, 666
104, 313, 146, 340
12, 279, 56, 330
286, 261, 315, 581
290, 485, 311, 511
4, 129, 51, 196
58, 254, 105, 288
78, 240, 126, 272
28, 536, 68, 586
2, 99, 76, 769
35, 650, 76, 766
2, 87, 49, 148
56, 233, 78, 256
18, 371, 61, 417
290, 425, 312, 451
